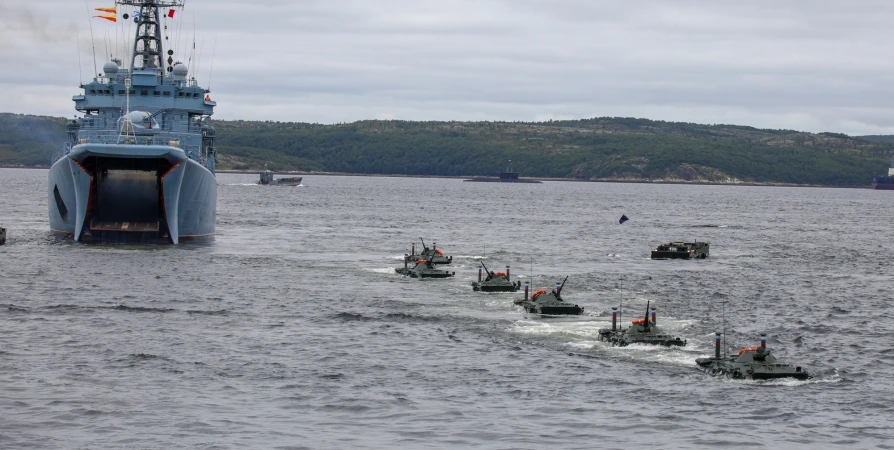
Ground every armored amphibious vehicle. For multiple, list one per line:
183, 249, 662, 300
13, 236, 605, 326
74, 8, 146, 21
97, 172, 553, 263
695, 333, 809, 380
395, 253, 455, 278
472, 261, 521, 292
513, 277, 584, 315
598, 301, 686, 347
407, 239, 452, 265
651, 241, 709, 259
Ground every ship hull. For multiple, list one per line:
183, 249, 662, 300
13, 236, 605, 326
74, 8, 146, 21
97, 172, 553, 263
872, 176, 894, 190
48, 143, 216, 243
463, 177, 542, 183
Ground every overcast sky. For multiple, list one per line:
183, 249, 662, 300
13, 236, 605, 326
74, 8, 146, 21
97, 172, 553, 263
2, 0, 894, 135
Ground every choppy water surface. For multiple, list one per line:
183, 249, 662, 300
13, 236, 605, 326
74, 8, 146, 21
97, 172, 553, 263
1, 168, 893, 449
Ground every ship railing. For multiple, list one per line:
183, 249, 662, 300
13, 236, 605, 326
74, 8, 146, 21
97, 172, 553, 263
78, 116, 203, 133
74, 130, 200, 154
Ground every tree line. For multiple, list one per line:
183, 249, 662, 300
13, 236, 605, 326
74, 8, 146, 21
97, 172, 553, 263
2, 113, 892, 186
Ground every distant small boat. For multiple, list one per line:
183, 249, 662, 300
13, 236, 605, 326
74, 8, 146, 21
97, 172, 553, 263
464, 160, 542, 183
258, 170, 302, 186
0, 226, 6, 245
651, 241, 709, 259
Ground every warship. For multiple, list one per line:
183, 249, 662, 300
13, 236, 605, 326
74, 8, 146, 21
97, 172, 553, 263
395, 253, 456, 278
695, 333, 809, 380
471, 261, 521, 292
598, 301, 686, 347
513, 277, 584, 315
48, 0, 217, 243
406, 239, 452, 264
651, 241, 709, 259
258, 170, 302, 186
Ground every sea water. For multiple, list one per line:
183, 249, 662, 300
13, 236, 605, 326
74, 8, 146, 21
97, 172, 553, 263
1, 168, 892, 449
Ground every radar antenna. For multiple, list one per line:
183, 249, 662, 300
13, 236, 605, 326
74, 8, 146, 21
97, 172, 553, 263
117, 0, 185, 72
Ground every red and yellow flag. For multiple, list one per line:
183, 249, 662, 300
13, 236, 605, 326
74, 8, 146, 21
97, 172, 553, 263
94, 7, 116, 13
94, 13, 116, 22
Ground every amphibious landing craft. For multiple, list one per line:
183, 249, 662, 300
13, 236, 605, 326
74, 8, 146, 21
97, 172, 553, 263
49, 0, 217, 243
514, 277, 584, 315
472, 261, 521, 292
598, 301, 686, 347
696, 333, 809, 380
396, 253, 456, 278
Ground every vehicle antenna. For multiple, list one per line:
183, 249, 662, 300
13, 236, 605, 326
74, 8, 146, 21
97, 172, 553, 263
530, 255, 534, 292
115, 9, 119, 64
720, 300, 728, 356
619, 297, 623, 326
85, 0, 98, 79
207, 35, 216, 92
103, 31, 108, 63
187, 15, 195, 75
176, 3, 187, 63
77, 30, 83, 86
195, 39, 204, 84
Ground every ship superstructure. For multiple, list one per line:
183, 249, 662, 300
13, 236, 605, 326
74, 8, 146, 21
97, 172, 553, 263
49, 0, 217, 243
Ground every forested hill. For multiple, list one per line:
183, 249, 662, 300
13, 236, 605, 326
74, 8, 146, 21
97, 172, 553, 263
2, 112, 892, 187
856, 135, 894, 144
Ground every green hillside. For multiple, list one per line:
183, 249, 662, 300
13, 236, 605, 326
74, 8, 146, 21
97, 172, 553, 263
2, 112, 892, 186
0, 114, 68, 166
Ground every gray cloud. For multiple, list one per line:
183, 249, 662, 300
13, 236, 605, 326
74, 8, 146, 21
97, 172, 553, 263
4, 0, 894, 135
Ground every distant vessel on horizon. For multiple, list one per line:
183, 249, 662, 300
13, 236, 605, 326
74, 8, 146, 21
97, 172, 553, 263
48, 0, 218, 243
258, 170, 302, 186
463, 160, 542, 183
872, 152, 894, 190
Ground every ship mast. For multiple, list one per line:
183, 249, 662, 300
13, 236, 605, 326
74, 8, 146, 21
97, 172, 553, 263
118, 0, 184, 72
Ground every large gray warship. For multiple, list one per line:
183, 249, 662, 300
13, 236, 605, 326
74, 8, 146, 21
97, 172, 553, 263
48, 0, 217, 243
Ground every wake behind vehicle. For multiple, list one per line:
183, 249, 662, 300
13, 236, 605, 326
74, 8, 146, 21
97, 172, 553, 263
472, 261, 521, 292
695, 333, 809, 380
651, 241, 709, 259
598, 301, 686, 347
48, 0, 216, 244
513, 277, 584, 315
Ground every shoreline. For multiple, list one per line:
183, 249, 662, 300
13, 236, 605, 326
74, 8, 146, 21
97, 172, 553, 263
216, 170, 866, 189
3, 165, 871, 189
